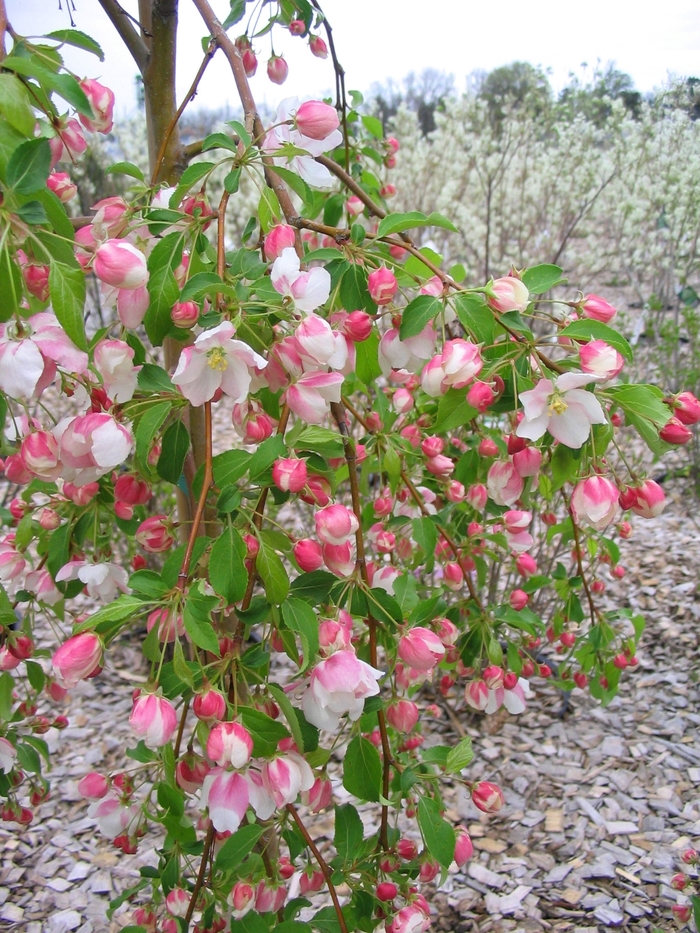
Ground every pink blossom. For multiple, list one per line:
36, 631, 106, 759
93, 239, 148, 290
378, 325, 436, 377
315, 504, 359, 545
302, 649, 382, 730
571, 475, 619, 530
624, 479, 666, 518
267, 54, 289, 84
77, 772, 110, 800
56, 413, 133, 485
487, 461, 524, 506
0, 540, 26, 587
579, 340, 624, 381
372, 564, 401, 594
454, 827, 474, 867
55, 559, 128, 602
90, 197, 129, 240
368, 267, 398, 306
47, 171, 77, 202
135, 515, 174, 553
284, 370, 344, 423
228, 881, 255, 919
261, 753, 314, 808
50, 118, 86, 163
659, 417, 692, 444
301, 775, 333, 811
94, 339, 140, 402
0, 737, 17, 774
264, 224, 296, 260
206, 722, 253, 768
512, 446, 542, 477
52, 632, 103, 688
398, 627, 446, 671
201, 768, 250, 833
386, 699, 420, 732
309, 34, 328, 58
488, 276, 529, 312
322, 541, 356, 577
19, 431, 61, 480
271, 248, 331, 313
172, 321, 266, 407
471, 781, 505, 813
273, 457, 308, 493
516, 372, 606, 449
580, 294, 616, 323
295, 313, 347, 368
672, 391, 700, 425
129, 693, 178, 748
87, 793, 140, 839
0, 313, 88, 398
79, 78, 115, 133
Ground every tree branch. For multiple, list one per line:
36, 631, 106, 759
287, 804, 349, 933
97, 0, 149, 73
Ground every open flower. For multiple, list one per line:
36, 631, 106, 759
264, 97, 343, 189
516, 372, 606, 449
302, 649, 382, 730
271, 248, 331, 313
172, 321, 267, 407
0, 313, 88, 399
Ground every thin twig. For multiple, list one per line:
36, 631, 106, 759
568, 501, 599, 626
177, 401, 213, 588
97, 0, 149, 72
287, 804, 349, 933
185, 823, 214, 924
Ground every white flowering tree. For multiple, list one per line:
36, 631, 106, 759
0, 1, 698, 931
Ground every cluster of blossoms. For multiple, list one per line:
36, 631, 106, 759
0, 15, 696, 933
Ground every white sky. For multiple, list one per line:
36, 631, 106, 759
7, 0, 700, 120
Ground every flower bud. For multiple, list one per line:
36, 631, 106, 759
293, 538, 324, 572
272, 457, 308, 493
135, 515, 174, 553
579, 340, 624, 381
580, 294, 616, 323
47, 171, 77, 202
77, 771, 110, 800
398, 627, 445, 671
289, 19, 305, 35
193, 688, 226, 723
443, 562, 464, 590
171, 300, 200, 328
660, 417, 692, 445
516, 553, 538, 577
52, 633, 102, 688
488, 276, 529, 313
512, 446, 542, 477
93, 240, 148, 290
377, 882, 398, 902
397, 837, 418, 860
471, 781, 505, 813
386, 699, 419, 733
206, 721, 254, 768
309, 35, 328, 58
478, 437, 499, 457
571, 475, 619, 530
368, 267, 398, 305
129, 693, 178, 748
267, 55, 289, 85
78, 78, 115, 133
454, 826, 474, 867
315, 504, 359, 545
264, 224, 296, 261
301, 775, 332, 812
671, 391, 700, 425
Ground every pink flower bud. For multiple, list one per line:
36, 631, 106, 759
672, 904, 691, 923
386, 699, 419, 732
0, 647, 20, 671
672, 390, 700, 425
478, 437, 499, 457
483, 665, 504, 689
681, 848, 698, 865
295, 100, 340, 139
293, 538, 324, 572
398, 627, 445, 671
421, 436, 444, 458
377, 881, 398, 902
23, 263, 50, 302
272, 457, 308, 493
309, 35, 328, 58
444, 562, 464, 591
580, 294, 616, 324
79, 78, 115, 133
397, 837, 418, 860
322, 541, 355, 577
454, 826, 474, 867
193, 688, 226, 723
206, 721, 253, 768
509, 589, 529, 610
94, 240, 148, 290
571, 475, 619, 530
129, 693, 178, 748
114, 474, 151, 506
229, 881, 255, 918
487, 461, 524, 507
47, 171, 77, 202
20, 431, 60, 480
341, 310, 373, 342
625, 479, 666, 518
512, 446, 542, 477
579, 340, 624, 381
77, 771, 110, 800
426, 454, 454, 477
301, 775, 332, 812
146, 608, 185, 643
264, 225, 296, 261
471, 781, 505, 813
166, 888, 190, 918
466, 380, 495, 412
289, 19, 306, 35
315, 503, 359, 545
516, 553, 538, 577
267, 55, 289, 85
135, 515, 174, 553
171, 300, 200, 328
466, 484, 488, 510
368, 267, 398, 305
660, 416, 692, 445
345, 195, 365, 216
52, 633, 103, 688
381, 183, 397, 198
299, 475, 332, 507
488, 276, 529, 313
444, 480, 466, 503
671, 873, 688, 890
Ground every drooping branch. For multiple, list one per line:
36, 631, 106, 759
287, 804, 349, 933
97, 0, 149, 72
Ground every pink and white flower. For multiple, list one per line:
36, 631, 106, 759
93, 340, 140, 402
571, 475, 619, 530
93, 239, 148, 290
397, 627, 445, 671
486, 461, 524, 507
201, 769, 250, 833
206, 722, 253, 768
0, 737, 17, 774
56, 559, 129, 602
87, 793, 140, 839
421, 339, 482, 397
579, 340, 624, 381
55, 413, 133, 485
302, 649, 382, 730
78, 78, 116, 134
271, 248, 331, 313
129, 693, 178, 748
0, 313, 88, 399
52, 632, 103, 688
172, 321, 267, 407
261, 753, 314, 808
284, 371, 344, 423
264, 97, 343, 189
516, 372, 606, 449
379, 325, 435, 378
315, 503, 359, 545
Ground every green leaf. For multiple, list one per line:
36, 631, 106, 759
47, 29, 105, 59
606, 384, 669, 427
0, 672, 14, 720
377, 211, 458, 238
6, 138, 51, 195
551, 443, 580, 490
257, 536, 290, 605
412, 517, 437, 572
138, 364, 175, 394
183, 586, 220, 655
399, 295, 441, 339
129, 570, 170, 599
227, 120, 252, 149
0, 74, 36, 136
334, 803, 364, 865
270, 165, 313, 204
15, 200, 48, 225
289, 570, 336, 604
16, 742, 41, 774
214, 823, 264, 871
75, 595, 144, 633
559, 320, 632, 361
454, 292, 495, 345
145, 232, 187, 346
433, 389, 478, 433
248, 434, 287, 480
224, 168, 242, 194
48, 261, 87, 350
180, 272, 226, 302
282, 597, 319, 671
267, 682, 314, 753
239, 707, 289, 757
361, 114, 384, 139
135, 400, 171, 468
157, 420, 190, 485
445, 736, 474, 772
340, 262, 373, 312
417, 797, 456, 868
222, 0, 247, 29
105, 161, 144, 181
25, 660, 45, 693
209, 526, 247, 605
168, 162, 216, 209
212, 449, 250, 487
354, 330, 381, 384
342, 736, 382, 802
0, 246, 23, 322
521, 263, 564, 294
293, 426, 344, 457
3, 58, 93, 117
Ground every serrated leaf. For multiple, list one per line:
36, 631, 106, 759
212, 449, 250, 487
282, 596, 319, 671
106, 161, 144, 180
239, 707, 289, 756
445, 736, 474, 772
75, 595, 144, 632
354, 330, 380, 384
209, 526, 247, 605
135, 401, 171, 467
361, 114, 383, 139
417, 796, 456, 868
0, 74, 36, 136
454, 292, 495, 345
183, 588, 220, 655
334, 803, 364, 865
145, 232, 187, 346
48, 260, 87, 350
293, 425, 343, 456
7, 138, 51, 195
257, 537, 290, 605
214, 823, 264, 871
522, 263, 563, 295
129, 570, 170, 599
342, 736, 382, 802
269, 164, 312, 204
0, 246, 23, 322
399, 295, 441, 339
560, 319, 632, 361
433, 389, 478, 433
157, 420, 190, 485
47, 28, 104, 59
412, 516, 437, 572
169, 162, 216, 208
137, 364, 175, 394
377, 211, 458, 238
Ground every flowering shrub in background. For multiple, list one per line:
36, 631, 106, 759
0, 2, 697, 931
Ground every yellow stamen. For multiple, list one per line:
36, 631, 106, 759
549, 395, 568, 415
207, 347, 228, 372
